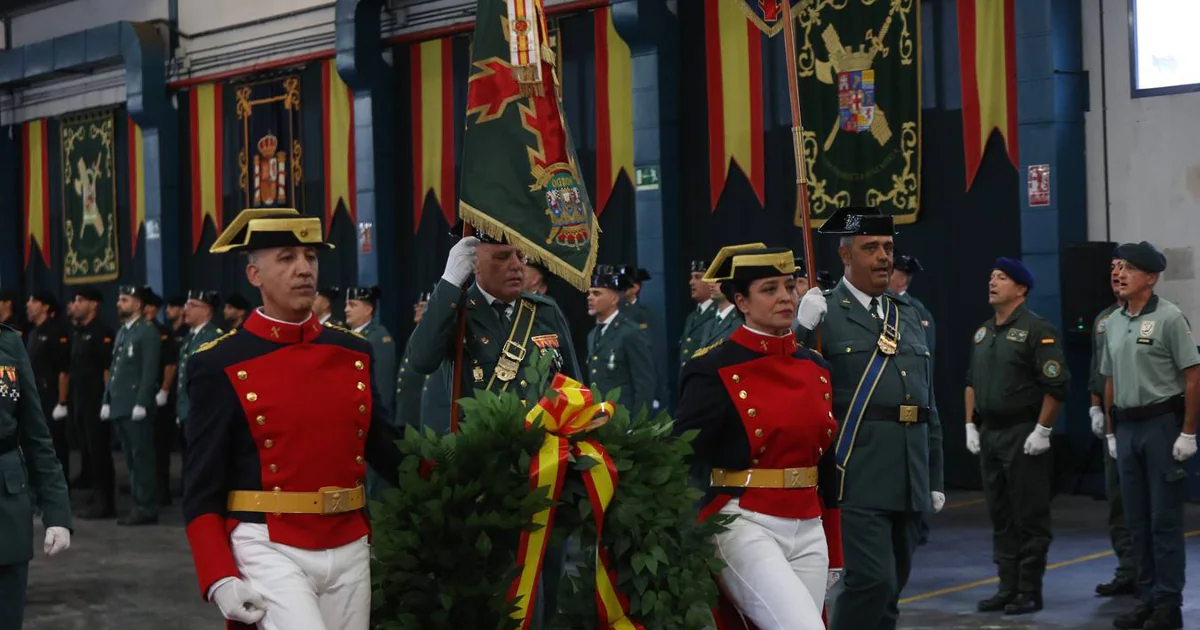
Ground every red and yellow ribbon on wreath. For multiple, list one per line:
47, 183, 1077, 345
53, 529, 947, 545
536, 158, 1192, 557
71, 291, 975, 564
507, 374, 645, 630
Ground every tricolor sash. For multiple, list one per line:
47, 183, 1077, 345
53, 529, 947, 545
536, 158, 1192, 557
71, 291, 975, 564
834, 297, 901, 500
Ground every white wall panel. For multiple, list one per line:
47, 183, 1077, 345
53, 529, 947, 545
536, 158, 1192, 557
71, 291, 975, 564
10, 0, 168, 47
0, 67, 126, 125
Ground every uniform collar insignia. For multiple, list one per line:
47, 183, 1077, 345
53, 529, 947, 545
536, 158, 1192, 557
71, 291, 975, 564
244, 309, 323, 344
730, 325, 797, 356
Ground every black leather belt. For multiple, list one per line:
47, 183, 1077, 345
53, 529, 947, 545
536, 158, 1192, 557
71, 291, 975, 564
861, 404, 929, 424
977, 409, 1037, 429
0, 433, 18, 455
1113, 397, 1182, 423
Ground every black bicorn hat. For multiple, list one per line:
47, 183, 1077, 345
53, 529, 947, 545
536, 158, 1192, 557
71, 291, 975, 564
818, 206, 896, 236
450, 219, 504, 245
346, 286, 383, 305
29, 290, 60, 313
73, 285, 103, 303
210, 208, 334, 254
703, 244, 796, 283
185, 290, 221, 310
792, 256, 808, 279
167, 295, 186, 308
893, 253, 924, 274
225, 293, 251, 311
636, 268, 651, 283
118, 285, 147, 301
689, 259, 709, 274
316, 287, 341, 302
141, 286, 163, 308
591, 264, 632, 291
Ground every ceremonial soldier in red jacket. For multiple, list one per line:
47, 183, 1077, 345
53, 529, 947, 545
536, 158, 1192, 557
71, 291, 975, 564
182, 209, 405, 630
676, 245, 843, 630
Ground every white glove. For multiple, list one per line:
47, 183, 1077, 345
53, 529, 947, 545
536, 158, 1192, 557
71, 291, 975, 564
211, 578, 267, 624
156, 389, 169, 407
1023, 424, 1052, 456
1107, 434, 1118, 459
52, 404, 68, 421
965, 423, 981, 455
441, 236, 479, 287
43, 526, 70, 556
131, 405, 147, 421
1089, 405, 1106, 439
796, 288, 828, 329
1173, 433, 1197, 462
931, 491, 946, 513
100, 404, 110, 421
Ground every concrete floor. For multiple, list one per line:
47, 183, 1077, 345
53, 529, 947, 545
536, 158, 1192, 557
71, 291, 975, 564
20, 457, 1200, 629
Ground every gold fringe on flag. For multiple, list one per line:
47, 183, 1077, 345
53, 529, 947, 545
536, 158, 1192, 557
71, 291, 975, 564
506, 0, 546, 97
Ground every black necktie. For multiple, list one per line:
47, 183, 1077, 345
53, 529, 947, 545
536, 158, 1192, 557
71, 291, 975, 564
868, 298, 880, 319
492, 302, 511, 323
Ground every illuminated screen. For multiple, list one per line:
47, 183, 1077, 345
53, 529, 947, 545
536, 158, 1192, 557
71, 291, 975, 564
1131, 0, 1200, 94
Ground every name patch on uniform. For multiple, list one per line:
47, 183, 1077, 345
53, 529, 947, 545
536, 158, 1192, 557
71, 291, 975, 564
1043, 360, 1062, 378
1137, 337, 1154, 345
1140, 320, 1156, 337
974, 327, 987, 344
1006, 329, 1029, 343
1096, 316, 1110, 334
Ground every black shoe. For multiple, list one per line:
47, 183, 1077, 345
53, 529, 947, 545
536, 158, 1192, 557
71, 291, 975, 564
117, 511, 159, 526
75, 504, 117, 520
1096, 578, 1137, 597
977, 591, 1016, 612
1143, 606, 1182, 630
1113, 603, 1154, 629
1004, 592, 1043, 615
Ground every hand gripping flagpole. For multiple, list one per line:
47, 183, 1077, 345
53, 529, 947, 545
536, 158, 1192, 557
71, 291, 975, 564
781, 3, 821, 351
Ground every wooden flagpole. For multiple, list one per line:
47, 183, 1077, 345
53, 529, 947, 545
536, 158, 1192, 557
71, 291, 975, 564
448, 223, 473, 434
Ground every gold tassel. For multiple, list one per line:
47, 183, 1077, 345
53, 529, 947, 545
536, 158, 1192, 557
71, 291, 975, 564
514, 64, 544, 98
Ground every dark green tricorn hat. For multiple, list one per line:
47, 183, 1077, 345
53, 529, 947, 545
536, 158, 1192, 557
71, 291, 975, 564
210, 208, 334, 254
185, 290, 221, 310
591, 265, 632, 291
817, 206, 896, 236
703, 244, 795, 283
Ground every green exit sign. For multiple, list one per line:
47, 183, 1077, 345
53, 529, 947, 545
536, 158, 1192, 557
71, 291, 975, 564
634, 165, 660, 191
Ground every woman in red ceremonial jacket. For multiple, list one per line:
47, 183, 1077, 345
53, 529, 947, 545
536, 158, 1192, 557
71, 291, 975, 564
676, 245, 842, 630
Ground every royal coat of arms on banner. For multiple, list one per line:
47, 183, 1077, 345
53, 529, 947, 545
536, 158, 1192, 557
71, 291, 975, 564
235, 75, 304, 210
61, 109, 119, 284
794, 0, 921, 226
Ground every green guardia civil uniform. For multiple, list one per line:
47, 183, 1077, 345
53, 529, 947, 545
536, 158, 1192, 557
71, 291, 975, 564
103, 317, 162, 517
700, 305, 741, 348
621, 297, 653, 332
394, 344, 426, 430
358, 321, 397, 422
1089, 302, 1136, 586
0, 324, 72, 629
906, 293, 936, 357
177, 321, 223, 426
586, 311, 656, 416
679, 302, 716, 369
407, 279, 581, 408
966, 303, 1068, 597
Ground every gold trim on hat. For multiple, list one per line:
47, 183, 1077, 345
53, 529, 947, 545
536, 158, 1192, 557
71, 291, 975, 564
210, 208, 332, 254
703, 244, 795, 282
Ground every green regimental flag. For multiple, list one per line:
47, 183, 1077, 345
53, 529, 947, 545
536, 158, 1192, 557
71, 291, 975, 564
794, 0, 921, 226
61, 109, 119, 284
459, 0, 599, 291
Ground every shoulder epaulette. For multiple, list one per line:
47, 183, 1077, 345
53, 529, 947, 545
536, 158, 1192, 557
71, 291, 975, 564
800, 343, 823, 359
692, 339, 724, 359
324, 322, 366, 339
196, 329, 238, 354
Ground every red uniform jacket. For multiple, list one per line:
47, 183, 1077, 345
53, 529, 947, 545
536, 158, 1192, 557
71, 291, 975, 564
182, 311, 404, 605
675, 326, 843, 629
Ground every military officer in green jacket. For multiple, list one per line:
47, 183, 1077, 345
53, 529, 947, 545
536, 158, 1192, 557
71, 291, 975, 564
618, 266, 653, 332
345, 286, 397, 421
0, 323, 73, 629
407, 227, 581, 417
679, 260, 716, 371
965, 258, 1068, 615
890, 254, 935, 357
586, 265, 656, 416
700, 248, 756, 348
101, 286, 162, 525
395, 294, 430, 431
313, 286, 343, 328
176, 290, 223, 438
796, 207, 944, 630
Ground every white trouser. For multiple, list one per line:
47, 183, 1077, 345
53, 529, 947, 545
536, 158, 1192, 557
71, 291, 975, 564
230, 523, 371, 630
714, 499, 828, 630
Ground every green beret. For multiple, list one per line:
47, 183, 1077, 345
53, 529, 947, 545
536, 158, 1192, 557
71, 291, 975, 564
1115, 241, 1166, 273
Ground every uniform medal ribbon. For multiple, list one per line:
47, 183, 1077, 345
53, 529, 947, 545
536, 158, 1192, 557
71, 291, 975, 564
508, 374, 644, 630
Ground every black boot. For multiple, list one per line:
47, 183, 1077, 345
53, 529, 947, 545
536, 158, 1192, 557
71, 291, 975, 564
1142, 606, 1182, 630
1096, 577, 1136, 597
977, 590, 1016, 612
1113, 603, 1154, 629
75, 500, 116, 520
1004, 592, 1043, 615
117, 509, 159, 526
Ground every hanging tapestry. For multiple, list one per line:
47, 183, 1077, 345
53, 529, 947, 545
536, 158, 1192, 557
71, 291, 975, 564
235, 74, 304, 210
61, 109, 119, 284
794, 0, 921, 226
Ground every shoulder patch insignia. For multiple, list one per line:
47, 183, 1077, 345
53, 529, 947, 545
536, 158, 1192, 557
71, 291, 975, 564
103, 337, 112, 343
59, 337, 68, 343
382, 336, 393, 343
1040, 337, 1055, 345
692, 339, 725, 358
974, 327, 987, 344
639, 323, 648, 329
1096, 316, 1110, 334
1005, 329, 1029, 343
1042, 360, 1062, 378
196, 329, 238, 354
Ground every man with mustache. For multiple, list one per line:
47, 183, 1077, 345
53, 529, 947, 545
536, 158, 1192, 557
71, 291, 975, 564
796, 206, 944, 630
1088, 253, 1136, 598
1102, 242, 1197, 630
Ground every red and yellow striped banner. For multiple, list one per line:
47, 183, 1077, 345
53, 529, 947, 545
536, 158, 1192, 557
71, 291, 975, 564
189, 83, 224, 253
958, 0, 1018, 190
410, 38, 456, 232
594, 6, 634, 217
704, 0, 764, 211
509, 375, 644, 630
22, 119, 50, 268
128, 117, 146, 257
323, 59, 357, 228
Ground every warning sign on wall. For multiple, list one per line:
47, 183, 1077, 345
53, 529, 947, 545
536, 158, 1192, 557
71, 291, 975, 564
1028, 164, 1050, 207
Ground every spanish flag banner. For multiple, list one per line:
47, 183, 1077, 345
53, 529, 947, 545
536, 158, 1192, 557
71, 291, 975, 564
22, 119, 51, 268
704, 0, 764, 211
958, 0, 1018, 190
411, 37, 456, 232
128, 117, 146, 257
594, 6, 633, 217
189, 83, 224, 253
323, 59, 356, 228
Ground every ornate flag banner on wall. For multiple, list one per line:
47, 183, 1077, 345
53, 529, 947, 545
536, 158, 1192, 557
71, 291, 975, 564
61, 109, 119, 284
22, 119, 51, 268
459, 0, 600, 292
235, 75, 304, 211
794, 0, 921, 226
738, 0, 795, 37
